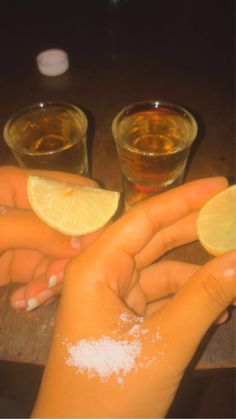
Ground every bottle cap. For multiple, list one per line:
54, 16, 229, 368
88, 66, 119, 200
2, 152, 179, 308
36, 49, 69, 76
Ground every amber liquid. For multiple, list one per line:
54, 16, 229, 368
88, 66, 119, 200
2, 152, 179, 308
8, 107, 88, 175
14, 133, 88, 174
115, 109, 193, 207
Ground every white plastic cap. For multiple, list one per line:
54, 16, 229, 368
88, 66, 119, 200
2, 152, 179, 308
36, 49, 69, 76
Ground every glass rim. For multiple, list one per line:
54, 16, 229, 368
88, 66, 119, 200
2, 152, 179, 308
3, 101, 88, 153
112, 100, 198, 149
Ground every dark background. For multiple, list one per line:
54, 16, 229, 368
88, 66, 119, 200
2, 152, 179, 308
0, 0, 234, 113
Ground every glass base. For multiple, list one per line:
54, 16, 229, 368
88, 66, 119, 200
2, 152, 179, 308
123, 173, 185, 209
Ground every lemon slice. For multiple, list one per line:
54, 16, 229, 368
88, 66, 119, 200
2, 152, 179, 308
197, 184, 236, 256
28, 175, 120, 236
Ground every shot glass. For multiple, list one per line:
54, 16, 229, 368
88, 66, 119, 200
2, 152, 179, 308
112, 100, 198, 208
4, 101, 89, 175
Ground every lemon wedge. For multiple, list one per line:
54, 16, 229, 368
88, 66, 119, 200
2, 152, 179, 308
28, 175, 120, 236
197, 184, 236, 256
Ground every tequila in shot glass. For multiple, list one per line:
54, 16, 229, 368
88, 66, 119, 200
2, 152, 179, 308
112, 101, 198, 208
4, 101, 89, 175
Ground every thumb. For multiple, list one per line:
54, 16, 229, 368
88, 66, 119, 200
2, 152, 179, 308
148, 250, 236, 369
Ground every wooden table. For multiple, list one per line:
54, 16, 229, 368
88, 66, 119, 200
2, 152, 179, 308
0, 0, 235, 370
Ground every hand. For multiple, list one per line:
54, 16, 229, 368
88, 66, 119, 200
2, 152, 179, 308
0, 166, 102, 311
33, 176, 236, 418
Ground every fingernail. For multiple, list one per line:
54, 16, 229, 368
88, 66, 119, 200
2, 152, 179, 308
14, 299, 27, 309
26, 289, 54, 311
70, 236, 81, 250
27, 298, 38, 311
48, 275, 57, 288
48, 271, 64, 288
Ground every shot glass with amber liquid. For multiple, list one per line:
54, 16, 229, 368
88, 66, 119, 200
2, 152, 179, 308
112, 101, 198, 209
4, 101, 89, 175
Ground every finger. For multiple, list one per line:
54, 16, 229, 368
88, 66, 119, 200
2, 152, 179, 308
96, 177, 228, 259
80, 225, 108, 249
26, 285, 61, 311
125, 261, 198, 315
145, 249, 236, 371
136, 212, 199, 269
11, 276, 63, 311
0, 208, 83, 257
0, 250, 13, 285
0, 249, 48, 285
146, 297, 170, 315
11, 259, 67, 310
0, 165, 97, 208
11, 285, 60, 310
145, 296, 229, 325
146, 299, 230, 324
139, 261, 199, 302
125, 282, 147, 316
125, 261, 229, 325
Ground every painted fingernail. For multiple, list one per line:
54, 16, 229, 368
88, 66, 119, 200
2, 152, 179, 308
48, 275, 57, 288
26, 289, 54, 311
48, 271, 64, 288
27, 298, 38, 311
14, 299, 27, 309
70, 236, 81, 250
